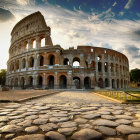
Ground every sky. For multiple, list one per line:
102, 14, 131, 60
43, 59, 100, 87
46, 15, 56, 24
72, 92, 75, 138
0, 0, 140, 70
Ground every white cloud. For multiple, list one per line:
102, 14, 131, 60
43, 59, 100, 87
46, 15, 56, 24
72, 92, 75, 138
0, 0, 140, 70
124, 0, 134, 9
112, 1, 117, 7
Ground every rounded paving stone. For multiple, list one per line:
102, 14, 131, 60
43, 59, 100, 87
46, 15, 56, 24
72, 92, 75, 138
95, 126, 117, 136
13, 134, 45, 140
116, 125, 140, 135
0, 116, 9, 122
25, 126, 39, 134
59, 121, 77, 128
82, 113, 100, 119
101, 115, 116, 120
58, 127, 77, 136
17, 120, 32, 127
0, 125, 23, 133
49, 117, 69, 123
115, 119, 132, 125
5, 133, 15, 139
46, 131, 66, 140
105, 138, 124, 140
133, 122, 140, 127
92, 119, 119, 127
128, 134, 140, 140
40, 123, 58, 132
79, 124, 93, 129
71, 128, 102, 140
33, 118, 48, 125
25, 115, 38, 120
74, 118, 88, 124
115, 115, 134, 120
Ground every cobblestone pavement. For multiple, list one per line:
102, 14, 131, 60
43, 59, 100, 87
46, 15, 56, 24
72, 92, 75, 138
0, 91, 140, 140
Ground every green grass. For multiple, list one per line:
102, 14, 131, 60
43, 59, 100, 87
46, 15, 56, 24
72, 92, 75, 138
95, 90, 140, 103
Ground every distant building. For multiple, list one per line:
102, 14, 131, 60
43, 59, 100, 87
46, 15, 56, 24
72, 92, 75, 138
6, 12, 130, 89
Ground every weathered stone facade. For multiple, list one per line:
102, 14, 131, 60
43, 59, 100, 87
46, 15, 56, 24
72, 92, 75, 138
6, 11, 130, 89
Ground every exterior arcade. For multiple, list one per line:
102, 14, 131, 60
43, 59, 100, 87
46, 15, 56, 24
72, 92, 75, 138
6, 11, 130, 89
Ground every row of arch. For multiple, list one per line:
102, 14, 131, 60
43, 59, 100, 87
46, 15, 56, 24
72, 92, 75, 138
9, 75, 92, 89
10, 36, 49, 57
9, 55, 129, 75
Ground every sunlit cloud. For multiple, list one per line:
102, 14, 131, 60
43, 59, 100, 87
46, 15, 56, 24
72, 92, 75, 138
0, 0, 139, 70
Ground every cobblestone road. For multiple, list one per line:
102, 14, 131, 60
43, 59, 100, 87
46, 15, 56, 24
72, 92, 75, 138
0, 91, 140, 140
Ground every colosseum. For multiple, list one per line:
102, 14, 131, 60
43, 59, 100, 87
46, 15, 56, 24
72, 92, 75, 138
6, 11, 130, 90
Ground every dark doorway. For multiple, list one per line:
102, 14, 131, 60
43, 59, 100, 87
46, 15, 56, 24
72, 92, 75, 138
98, 62, 102, 72
98, 78, 103, 88
117, 79, 119, 88
40, 56, 44, 66
59, 75, 67, 89
112, 79, 115, 88
84, 77, 91, 89
64, 58, 69, 65
28, 76, 33, 87
105, 78, 109, 87
48, 75, 54, 89
38, 76, 43, 87
73, 77, 80, 89
21, 77, 25, 89
50, 55, 55, 65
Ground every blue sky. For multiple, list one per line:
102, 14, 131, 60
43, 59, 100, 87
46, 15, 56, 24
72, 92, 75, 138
0, 0, 140, 69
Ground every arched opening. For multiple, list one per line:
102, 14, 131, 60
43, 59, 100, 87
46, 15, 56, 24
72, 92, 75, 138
41, 38, 45, 47
117, 79, 119, 88
105, 78, 109, 87
59, 75, 67, 89
110, 63, 113, 72
48, 75, 54, 89
97, 55, 102, 61
98, 78, 103, 88
98, 62, 102, 72
33, 40, 36, 49
22, 59, 26, 69
11, 78, 14, 87
116, 64, 118, 73
112, 79, 115, 88
28, 76, 33, 87
73, 77, 80, 89
37, 76, 43, 87
73, 57, 80, 67
91, 61, 95, 68
64, 58, 69, 65
21, 77, 25, 89
121, 79, 123, 88
49, 55, 55, 65
29, 57, 34, 67
39, 55, 44, 66
25, 42, 29, 50
104, 62, 108, 72
16, 60, 19, 70
84, 77, 91, 89
85, 61, 88, 68
15, 78, 18, 87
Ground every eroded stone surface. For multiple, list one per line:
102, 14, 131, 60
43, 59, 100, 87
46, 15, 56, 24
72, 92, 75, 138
46, 131, 66, 140
58, 127, 77, 136
25, 126, 39, 134
71, 128, 102, 140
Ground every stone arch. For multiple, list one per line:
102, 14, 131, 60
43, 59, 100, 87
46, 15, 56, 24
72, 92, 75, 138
38, 55, 44, 66
98, 78, 103, 88
16, 60, 19, 70
11, 78, 14, 87
84, 77, 91, 89
20, 77, 25, 89
24, 41, 28, 50
37, 75, 43, 87
59, 75, 67, 89
98, 62, 102, 72
10, 63, 14, 71
22, 58, 26, 69
112, 79, 115, 88
116, 64, 118, 73
41, 37, 45, 47
64, 58, 69, 65
97, 55, 102, 61
73, 57, 80, 66
15, 78, 18, 87
110, 63, 113, 72
121, 79, 123, 88
48, 75, 54, 89
117, 79, 119, 88
31, 39, 36, 49
28, 76, 33, 87
73, 77, 81, 89
104, 62, 108, 72
91, 61, 95, 68
49, 55, 55, 65
105, 78, 109, 87
28, 57, 34, 67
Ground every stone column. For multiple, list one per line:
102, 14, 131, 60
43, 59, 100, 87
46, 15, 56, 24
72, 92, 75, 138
54, 72, 59, 89
36, 36, 40, 48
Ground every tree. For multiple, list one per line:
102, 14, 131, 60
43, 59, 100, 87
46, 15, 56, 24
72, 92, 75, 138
0, 69, 7, 86
130, 68, 140, 82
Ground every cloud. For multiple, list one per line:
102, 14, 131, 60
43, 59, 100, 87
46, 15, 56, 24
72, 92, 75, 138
0, 8, 15, 22
124, 0, 134, 9
112, 1, 117, 7
0, 0, 140, 69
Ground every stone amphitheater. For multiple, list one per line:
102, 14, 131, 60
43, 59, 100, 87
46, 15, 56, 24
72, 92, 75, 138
6, 11, 130, 89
